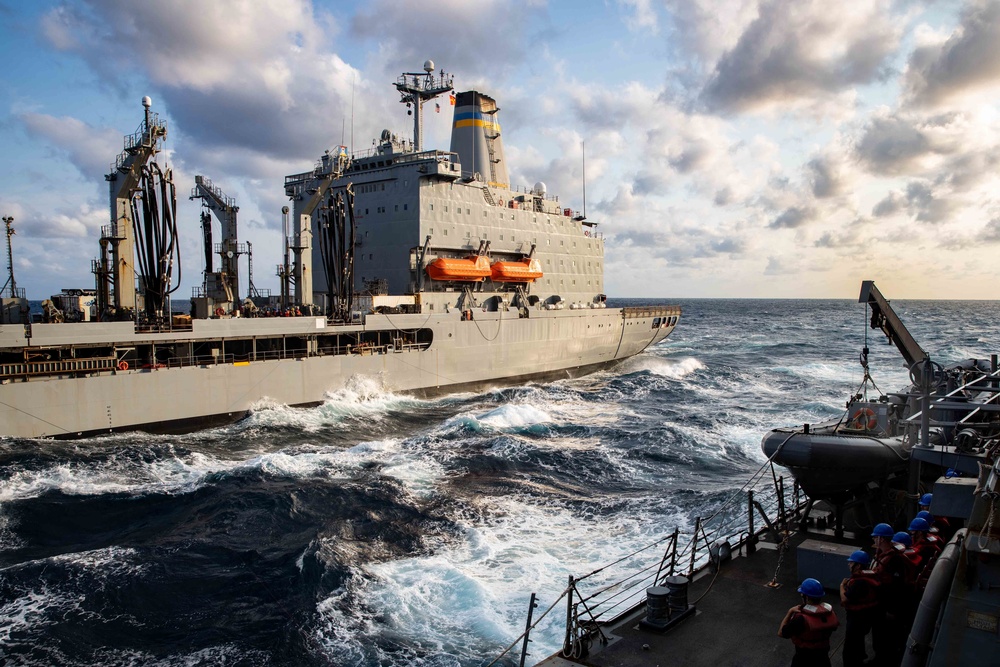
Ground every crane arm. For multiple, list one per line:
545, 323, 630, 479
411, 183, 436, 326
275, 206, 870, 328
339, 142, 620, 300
859, 280, 928, 368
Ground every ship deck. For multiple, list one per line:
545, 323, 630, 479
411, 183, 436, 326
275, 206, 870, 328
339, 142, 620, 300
535, 529, 870, 667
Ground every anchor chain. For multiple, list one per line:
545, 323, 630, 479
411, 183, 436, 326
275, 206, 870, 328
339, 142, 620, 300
767, 530, 790, 589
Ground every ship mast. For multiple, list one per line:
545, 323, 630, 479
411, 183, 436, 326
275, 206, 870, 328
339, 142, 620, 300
394, 60, 454, 151
2, 216, 16, 298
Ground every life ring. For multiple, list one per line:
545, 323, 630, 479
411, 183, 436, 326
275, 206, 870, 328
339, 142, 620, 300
118, 361, 129, 371
215, 307, 225, 317
584, 230, 591, 237
850, 407, 877, 430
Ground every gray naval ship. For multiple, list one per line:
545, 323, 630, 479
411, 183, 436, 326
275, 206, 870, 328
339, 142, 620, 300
0, 62, 679, 439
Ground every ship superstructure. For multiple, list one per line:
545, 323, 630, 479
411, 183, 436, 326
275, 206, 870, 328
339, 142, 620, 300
0, 63, 680, 439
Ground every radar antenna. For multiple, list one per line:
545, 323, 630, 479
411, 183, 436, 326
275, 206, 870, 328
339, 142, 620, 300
394, 60, 454, 152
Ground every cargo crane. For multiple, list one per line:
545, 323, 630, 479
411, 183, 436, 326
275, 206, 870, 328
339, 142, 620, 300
190, 175, 244, 316
284, 146, 351, 311
101, 96, 168, 317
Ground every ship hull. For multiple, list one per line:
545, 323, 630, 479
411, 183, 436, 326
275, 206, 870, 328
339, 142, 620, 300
1, 307, 677, 439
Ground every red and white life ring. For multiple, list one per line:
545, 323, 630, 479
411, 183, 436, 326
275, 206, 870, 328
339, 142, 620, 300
215, 307, 225, 318
584, 230, 591, 237
118, 361, 129, 371
850, 407, 877, 431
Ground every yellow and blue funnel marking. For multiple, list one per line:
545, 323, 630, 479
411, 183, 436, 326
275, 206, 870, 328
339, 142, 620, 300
453, 111, 500, 133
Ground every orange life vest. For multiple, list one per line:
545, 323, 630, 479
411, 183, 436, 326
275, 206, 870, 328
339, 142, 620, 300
843, 570, 880, 612
791, 603, 840, 649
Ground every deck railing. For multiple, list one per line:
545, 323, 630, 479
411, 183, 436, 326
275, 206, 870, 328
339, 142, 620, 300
487, 464, 807, 666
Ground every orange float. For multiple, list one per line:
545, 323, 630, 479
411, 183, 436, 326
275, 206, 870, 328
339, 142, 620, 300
425, 255, 492, 281
490, 258, 543, 283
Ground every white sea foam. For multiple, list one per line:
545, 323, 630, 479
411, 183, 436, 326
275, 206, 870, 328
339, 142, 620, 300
0, 453, 215, 502
239, 374, 438, 434
623, 355, 705, 380
315, 492, 693, 663
0, 546, 146, 646
477, 404, 552, 429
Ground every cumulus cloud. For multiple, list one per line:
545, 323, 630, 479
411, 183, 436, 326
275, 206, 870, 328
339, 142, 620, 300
872, 190, 905, 217
983, 217, 1000, 242
351, 0, 548, 83
870, 180, 959, 224
855, 112, 932, 175
904, 0, 1000, 107
659, 0, 761, 67
700, 0, 900, 113
807, 147, 856, 199
19, 113, 122, 181
619, 0, 660, 33
769, 206, 815, 229
40, 0, 363, 177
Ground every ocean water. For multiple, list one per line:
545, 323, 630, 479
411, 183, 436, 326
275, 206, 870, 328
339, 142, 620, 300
2, 297, 999, 666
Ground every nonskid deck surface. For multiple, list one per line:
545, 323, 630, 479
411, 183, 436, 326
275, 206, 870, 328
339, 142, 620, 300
537, 530, 869, 667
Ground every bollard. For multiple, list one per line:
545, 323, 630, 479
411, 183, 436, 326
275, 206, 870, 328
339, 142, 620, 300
644, 586, 670, 627
663, 575, 689, 618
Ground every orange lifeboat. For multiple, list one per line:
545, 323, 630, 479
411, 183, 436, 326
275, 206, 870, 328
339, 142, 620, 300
425, 255, 492, 281
490, 258, 543, 283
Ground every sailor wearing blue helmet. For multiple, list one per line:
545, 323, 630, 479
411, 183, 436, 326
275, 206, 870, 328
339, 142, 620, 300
871, 523, 910, 665
918, 494, 954, 540
840, 551, 878, 667
909, 517, 942, 563
779, 577, 840, 666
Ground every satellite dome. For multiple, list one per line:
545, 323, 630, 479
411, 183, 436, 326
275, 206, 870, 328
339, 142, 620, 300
424, 59, 435, 73
142, 96, 152, 108
534, 182, 547, 196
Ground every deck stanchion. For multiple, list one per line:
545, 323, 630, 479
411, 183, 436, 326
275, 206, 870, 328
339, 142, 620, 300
690, 517, 701, 573
777, 476, 786, 530
669, 528, 679, 577
518, 593, 538, 667
562, 576, 574, 656
747, 490, 757, 554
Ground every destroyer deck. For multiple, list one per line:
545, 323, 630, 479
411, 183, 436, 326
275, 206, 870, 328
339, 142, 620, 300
536, 529, 870, 667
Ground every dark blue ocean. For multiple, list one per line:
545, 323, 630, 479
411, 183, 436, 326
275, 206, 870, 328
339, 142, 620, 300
2, 297, 999, 666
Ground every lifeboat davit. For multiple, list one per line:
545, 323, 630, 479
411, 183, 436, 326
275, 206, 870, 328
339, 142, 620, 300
490, 258, 543, 283
425, 256, 492, 281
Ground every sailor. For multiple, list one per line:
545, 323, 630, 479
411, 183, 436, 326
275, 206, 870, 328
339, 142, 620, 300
839, 551, 879, 667
909, 517, 942, 561
870, 522, 906, 665
918, 494, 954, 540
878, 531, 920, 665
778, 577, 840, 667
909, 517, 942, 591
892, 532, 921, 588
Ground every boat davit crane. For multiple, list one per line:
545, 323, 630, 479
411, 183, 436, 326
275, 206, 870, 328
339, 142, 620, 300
860, 280, 928, 369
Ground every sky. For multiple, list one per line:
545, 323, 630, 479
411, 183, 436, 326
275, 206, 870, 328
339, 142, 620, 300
1, 0, 1000, 300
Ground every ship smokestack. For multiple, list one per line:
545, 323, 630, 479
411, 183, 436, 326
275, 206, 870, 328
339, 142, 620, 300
450, 91, 508, 188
